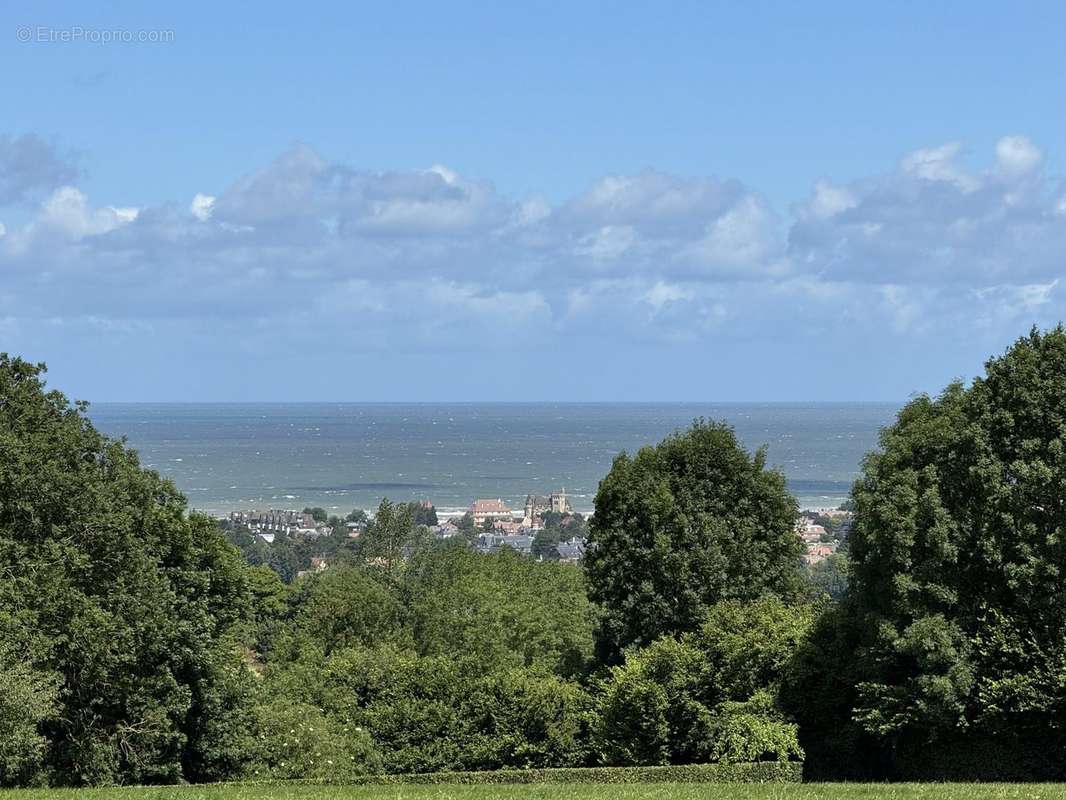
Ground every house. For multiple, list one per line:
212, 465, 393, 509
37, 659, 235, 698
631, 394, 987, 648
469, 498, 513, 526
804, 543, 837, 565
555, 537, 586, 563
436, 519, 460, 539
475, 532, 534, 556
492, 519, 522, 535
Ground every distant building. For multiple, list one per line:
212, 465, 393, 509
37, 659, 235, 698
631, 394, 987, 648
550, 489, 572, 514
524, 494, 551, 524
476, 532, 534, 556
523, 489, 572, 525
555, 537, 586, 563
436, 519, 460, 539
470, 498, 513, 526
804, 543, 837, 565
229, 509, 315, 535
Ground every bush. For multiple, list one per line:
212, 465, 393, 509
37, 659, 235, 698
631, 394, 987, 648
246, 701, 382, 782
351, 761, 803, 784
406, 546, 595, 676
707, 692, 803, 763
0, 649, 58, 787
595, 598, 813, 767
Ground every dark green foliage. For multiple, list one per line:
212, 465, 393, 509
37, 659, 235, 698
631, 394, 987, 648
805, 553, 849, 600
595, 598, 812, 767
533, 512, 589, 560
0, 646, 58, 787
585, 419, 804, 663
303, 507, 328, 523
788, 327, 1066, 779
279, 566, 408, 657
405, 546, 596, 675
405, 501, 438, 527
0, 356, 253, 786
245, 701, 382, 782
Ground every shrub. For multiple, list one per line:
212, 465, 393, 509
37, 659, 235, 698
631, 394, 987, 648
0, 649, 58, 787
246, 701, 382, 782
352, 761, 803, 784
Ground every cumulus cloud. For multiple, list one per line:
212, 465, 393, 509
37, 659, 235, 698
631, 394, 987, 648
190, 193, 215, 221
0, 134, 79, 206
4, 133, 1066, 384
789, 136, 1066, 286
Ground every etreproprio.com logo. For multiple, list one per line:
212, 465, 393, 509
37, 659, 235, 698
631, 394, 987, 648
17, 26, 175, 43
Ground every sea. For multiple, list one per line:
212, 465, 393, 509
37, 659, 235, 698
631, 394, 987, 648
88, 402, 900, 517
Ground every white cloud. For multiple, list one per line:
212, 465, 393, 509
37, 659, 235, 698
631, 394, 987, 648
5, 134, 1066, 370
643, 280, 692, 311
900, 141, 979, 191
995, 135, 1042, 177
798, 180, 858, 221
34, 186, 138, 239
190, 193, 215, 221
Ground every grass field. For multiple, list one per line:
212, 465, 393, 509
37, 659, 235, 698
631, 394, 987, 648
5, 785, 1066, 800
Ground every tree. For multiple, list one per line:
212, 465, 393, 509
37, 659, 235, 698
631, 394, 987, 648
595, 597, 812, 766
279, 566, 408, 657
0, 647, 58, 787
805, 553, 849, 601
585, 419, 804, 663
345, 508, 369, 525
303, 507, 328, 523
358, 499, 417, 578
405, 546, 595, 676
0, 355, 252, 785
455, 512, 476, 541
406, 501, 438, 527
787, 327, 1066, 779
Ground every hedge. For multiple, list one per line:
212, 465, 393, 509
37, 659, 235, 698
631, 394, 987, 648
349, 762, 803, 785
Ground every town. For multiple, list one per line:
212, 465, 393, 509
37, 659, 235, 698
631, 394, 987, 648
223, 490, 851, 582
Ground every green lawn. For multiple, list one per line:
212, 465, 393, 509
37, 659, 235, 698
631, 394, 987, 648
5, 785, 1066, 800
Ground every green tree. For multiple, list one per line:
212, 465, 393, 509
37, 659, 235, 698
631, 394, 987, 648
303, 507, 328, 523
0, 355, 252, 785
585, 419, 804, 663
405, 546, 595, 676
279, 566, 408, 657
595, 597, 812, 766
359, 499, 417, 578
0, 647, 58, 787
406, 502, 438, 527
805, 553, 849, 601
787, 327, 1066, 779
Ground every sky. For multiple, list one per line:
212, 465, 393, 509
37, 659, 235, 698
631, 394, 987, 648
3, 1, 1066, 401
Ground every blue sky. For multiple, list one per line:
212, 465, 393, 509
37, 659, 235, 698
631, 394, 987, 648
3, 1, 1066, 401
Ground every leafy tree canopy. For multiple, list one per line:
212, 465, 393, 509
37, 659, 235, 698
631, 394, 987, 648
788, 327, 1066, 779
0, 356, 251, 785
585, 419, 804, 662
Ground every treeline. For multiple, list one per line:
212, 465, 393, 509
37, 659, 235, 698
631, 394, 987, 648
5, 327, 1066, 784
224, 502, 588, 582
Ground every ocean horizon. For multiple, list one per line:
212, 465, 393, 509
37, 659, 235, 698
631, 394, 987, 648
88, 401, 901, 517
